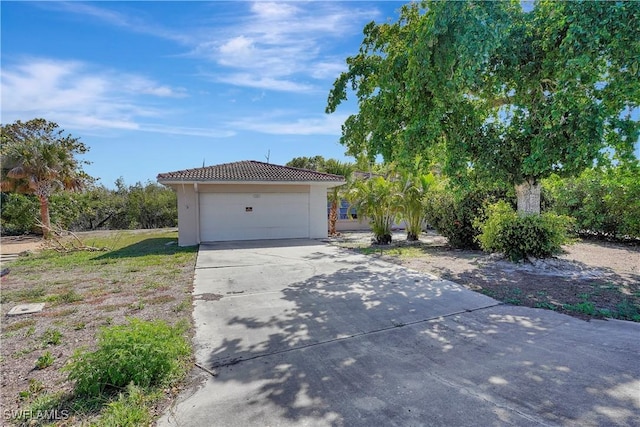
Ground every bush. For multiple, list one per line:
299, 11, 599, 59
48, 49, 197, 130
476, 201, 573, 261
424, 185, 506, 249
543, 166, 640, 239
65, 318, 190, 397
0, 193, 39, 235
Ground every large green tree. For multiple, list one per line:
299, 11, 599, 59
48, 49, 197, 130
1, 119, 89, 237
327, 0, 640, 214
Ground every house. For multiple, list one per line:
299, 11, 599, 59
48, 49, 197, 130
157, 160, 345, 246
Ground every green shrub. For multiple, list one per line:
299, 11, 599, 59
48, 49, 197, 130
0, 192, 39, 235
476, 200, 572, 261
65, 318, 190, 397
424, 185, 506, 249
543, 166, 640, 239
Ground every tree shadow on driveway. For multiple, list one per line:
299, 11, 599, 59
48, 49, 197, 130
189, 255, 640, 427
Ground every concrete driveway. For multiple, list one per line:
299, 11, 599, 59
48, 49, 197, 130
159, 239, 640, 427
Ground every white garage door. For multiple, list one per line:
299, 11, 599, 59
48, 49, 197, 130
199, 193, 310, 241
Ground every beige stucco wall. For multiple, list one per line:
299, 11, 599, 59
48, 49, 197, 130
173, 184, 199, 246
309, 185, 329, 239
167, 182, 332, 246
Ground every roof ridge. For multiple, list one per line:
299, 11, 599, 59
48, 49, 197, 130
157, 160, 345, 182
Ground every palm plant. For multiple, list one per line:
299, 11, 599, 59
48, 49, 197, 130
397, 171, 435, 241
1, 119, 88, 238
347, 175, 399, 244
323, 159, 354, 236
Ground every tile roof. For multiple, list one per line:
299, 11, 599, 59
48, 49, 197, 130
157, 160, 345, 183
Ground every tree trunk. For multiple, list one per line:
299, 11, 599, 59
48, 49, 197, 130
38, 195, 52, 239
515, 180, 541, 215
329, 200, 338, 236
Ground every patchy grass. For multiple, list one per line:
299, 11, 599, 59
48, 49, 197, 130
0, 229, 197, 426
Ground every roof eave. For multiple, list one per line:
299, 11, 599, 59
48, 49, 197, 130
157, 179, 346, 187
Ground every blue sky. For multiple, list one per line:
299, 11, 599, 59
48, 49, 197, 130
2, 1, 403, 187
2, 2, 637, 188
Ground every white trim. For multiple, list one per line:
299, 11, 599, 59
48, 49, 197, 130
158, 180, 345, 188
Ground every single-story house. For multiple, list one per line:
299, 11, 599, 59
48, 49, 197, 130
157, 160, 345, 246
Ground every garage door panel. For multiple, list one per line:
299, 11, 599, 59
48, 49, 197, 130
200, 193, 309, 241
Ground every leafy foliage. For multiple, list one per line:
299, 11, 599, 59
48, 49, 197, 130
475, 201, 573, 261
424, 183, 506, 249
327, 1, 640, 214
1, 119, 90, 237
347, 175, 399, 244
65, 318, 190, 397
544, 166, 640, 239
1, 180, 177, 235
397, 169, 435, 241
0, 193, 39, 234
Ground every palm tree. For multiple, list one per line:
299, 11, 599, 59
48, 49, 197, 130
1, 119, 88, 238
323, 159, 354, 236
397, 170, 435, 241
347, 175, 399, 244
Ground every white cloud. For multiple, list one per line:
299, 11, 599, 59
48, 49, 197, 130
231, 112, 350, 136
216, 73, 315, 93
195, 2, 380, 91
50, 2, 192, 44
0, 58, 204, 136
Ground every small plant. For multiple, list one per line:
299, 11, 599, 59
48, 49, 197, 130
65, 318, 191, 397
563, 301, 597, 316
173, 298, 191, 313
97, 383, 154, 426
18, 379, 46, 400
72, 322, 86, 330
35, 351, 55, 369
46, 289, 83, 304
41, 328, 63, 347
130, 300, 145, 310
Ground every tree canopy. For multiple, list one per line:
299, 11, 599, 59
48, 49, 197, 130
327, 0, 640, 213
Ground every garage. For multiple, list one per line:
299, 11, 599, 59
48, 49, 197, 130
157, 160, 345, 246
199, 192, 310, 242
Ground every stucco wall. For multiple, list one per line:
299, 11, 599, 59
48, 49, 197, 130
173, 184, 199, 246
309, 185, 329, 239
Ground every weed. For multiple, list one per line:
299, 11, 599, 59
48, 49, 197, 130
12, 347, 37, 359
1, 285, 46, 303
505, 298, 522, 305
145, 295, 175, 305
18, 379, 45, 401
534, 302, 558, 310
49, 308, 78, 317
72, 322, 86, 330
35, 351, 55, 369
41, 328, 63, 346
46, 289, 83, 305
563, 301, 597, 315
129, 300, 145, 310
3, 319, 37, 333
25, 326, 36, 337
97, 384, 154, 426
65, 318, 191, 397
173, 299, 191, 313
615, 299, 640, 321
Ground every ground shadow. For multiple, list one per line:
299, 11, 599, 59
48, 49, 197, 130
94, 238, 197, 260
200, 238, 329, 251
191, 252, 640, 426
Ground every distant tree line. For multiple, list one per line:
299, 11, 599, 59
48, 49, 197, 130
1, 179, 177, 235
